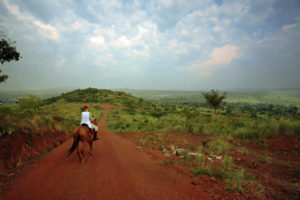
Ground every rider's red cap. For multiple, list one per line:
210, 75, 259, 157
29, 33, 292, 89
83, 105, 88, 110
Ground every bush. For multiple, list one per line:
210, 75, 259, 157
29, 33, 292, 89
224, 154, 233, 170
208, 138, 231, 154
16, 95, 43, 110
191, 163, 210, 176
234, 128, 251, 139
292, 122, 300, 136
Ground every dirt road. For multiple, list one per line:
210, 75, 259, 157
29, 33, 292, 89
0, 104, 210, 200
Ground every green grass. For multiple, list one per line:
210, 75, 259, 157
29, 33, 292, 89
0, 97, 104, 139
107, 104, 300, 141
223, 155, 233, 170
45, 88, 152, 109
41, 146, 52, 155
191, 163, 211, 176
124, 89, 300, 107
208, 138, 231, 155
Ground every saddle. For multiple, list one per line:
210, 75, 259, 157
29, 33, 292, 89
81, 123, 94, 135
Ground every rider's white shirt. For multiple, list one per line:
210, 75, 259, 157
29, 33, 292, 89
80, 111, 92, 128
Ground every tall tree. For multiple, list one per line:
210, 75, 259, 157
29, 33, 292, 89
0, 31, 21, 84
202, 89, 227, 115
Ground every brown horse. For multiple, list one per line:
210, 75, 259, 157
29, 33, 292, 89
68, 119, 97, 163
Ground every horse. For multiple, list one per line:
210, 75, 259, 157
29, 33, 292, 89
68, 118, 97, 163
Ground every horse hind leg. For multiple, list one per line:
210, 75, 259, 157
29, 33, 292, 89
77, 142, 85, 163
79, 142, 87, 164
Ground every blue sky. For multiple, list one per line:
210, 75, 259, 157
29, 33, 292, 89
0, 0, 300, 90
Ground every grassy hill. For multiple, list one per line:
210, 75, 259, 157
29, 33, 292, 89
45, 88, 151, 109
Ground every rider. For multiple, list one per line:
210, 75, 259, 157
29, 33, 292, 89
80, 105, 99, 141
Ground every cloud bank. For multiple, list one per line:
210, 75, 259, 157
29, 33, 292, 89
0, 0, 299, 90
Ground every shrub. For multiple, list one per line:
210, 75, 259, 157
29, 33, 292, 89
209, 138, 230, 154
279, 120, 291, 135
234, 127, 251, 139
16, 95, 43, 110
226, 168, 245, 193
223, 154, 233, 170
191, 164, 210, 176
292, 122, 300, 136
243, 146, 248, 155
236, 168, 245, 192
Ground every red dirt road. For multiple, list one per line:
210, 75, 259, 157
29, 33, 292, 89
0, 104, 210, 200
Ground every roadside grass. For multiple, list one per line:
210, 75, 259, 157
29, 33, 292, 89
109, 111, 299, 198
107, 106, 300, 141
207, 137, 231, 155
105, 103, 300, 197
0, 99, 104, 140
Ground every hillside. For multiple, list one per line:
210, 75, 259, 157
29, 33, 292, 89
45, 88, 151, 109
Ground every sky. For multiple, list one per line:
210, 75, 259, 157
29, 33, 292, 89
0, 0, 300, 91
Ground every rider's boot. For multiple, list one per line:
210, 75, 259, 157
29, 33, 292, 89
93, 129, 99, 141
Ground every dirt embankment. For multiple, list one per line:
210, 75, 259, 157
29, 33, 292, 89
0, 129, 70, 189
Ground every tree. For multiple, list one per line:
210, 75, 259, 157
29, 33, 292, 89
202, 89, 227, 115
16, 95, 43, 110
0, 31, 21, 84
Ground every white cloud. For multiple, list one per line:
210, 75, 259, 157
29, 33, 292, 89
203, 45, 240, 66
32, 20, 59, 40
189, 45, 240, 75
282, 24, 297, 31
133, 49, 149, 57
112, 36, 132, 48
91, 52, 117, 68
58, 18, 90, 32
3, 0, 60, 40
88, 35, 105, 46
168, 39, 188, 55
213, 26, 223, 32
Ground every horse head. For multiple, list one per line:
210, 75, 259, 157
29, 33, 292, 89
91, 118, 97, 125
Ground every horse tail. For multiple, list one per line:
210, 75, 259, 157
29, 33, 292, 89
68, 129, 80, 156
